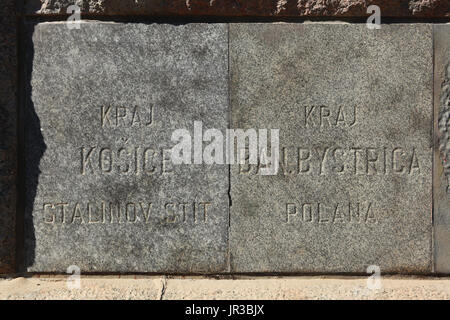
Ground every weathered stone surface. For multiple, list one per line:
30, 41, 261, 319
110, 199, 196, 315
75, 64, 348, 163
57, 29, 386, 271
24, 22, 229, 273
230, 24, 433, 273
434, 24, 450, 274
0, 0, 17, 273
24, 0, 449, 17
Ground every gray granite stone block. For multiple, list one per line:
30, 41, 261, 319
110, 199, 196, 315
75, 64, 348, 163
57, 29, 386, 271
24, 22, 229, 273
230, 23, 433, 273
434, 24, 450, 274
0, 0, 17, 274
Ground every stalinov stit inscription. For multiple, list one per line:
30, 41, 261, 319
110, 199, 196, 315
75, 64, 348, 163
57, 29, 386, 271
41, 201, 211, 225
230, 24, 433, 273
24, 22, 229, 273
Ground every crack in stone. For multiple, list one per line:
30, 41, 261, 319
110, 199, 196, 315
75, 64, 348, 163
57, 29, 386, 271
159, 276, 168, 300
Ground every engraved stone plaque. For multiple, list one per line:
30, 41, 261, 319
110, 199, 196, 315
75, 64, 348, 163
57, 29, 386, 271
24, 22, 229, 272
434, 24, 450, 274
230, 24, 433, 273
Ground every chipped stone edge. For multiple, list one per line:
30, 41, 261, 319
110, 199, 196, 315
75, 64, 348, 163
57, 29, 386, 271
434, 24, 450, 274
438, 64, 450, 194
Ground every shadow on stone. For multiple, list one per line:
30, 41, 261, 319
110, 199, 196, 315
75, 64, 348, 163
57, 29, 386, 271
23, 22, 45, 271
0, 0, 18, 273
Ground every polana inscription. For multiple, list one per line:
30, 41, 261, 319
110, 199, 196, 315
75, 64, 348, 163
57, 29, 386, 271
230, 24, 433, 273
24, 22, 229, 273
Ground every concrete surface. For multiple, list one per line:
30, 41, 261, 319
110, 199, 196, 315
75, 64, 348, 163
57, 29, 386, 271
0, 276, 449, 300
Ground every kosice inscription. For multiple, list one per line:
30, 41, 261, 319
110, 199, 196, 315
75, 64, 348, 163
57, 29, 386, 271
80, 146, 174, 175
25, 22, 228, 272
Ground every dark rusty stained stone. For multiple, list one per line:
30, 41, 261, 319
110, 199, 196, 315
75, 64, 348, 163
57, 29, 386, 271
25, 0, 449, 17
0, 0, 17, 274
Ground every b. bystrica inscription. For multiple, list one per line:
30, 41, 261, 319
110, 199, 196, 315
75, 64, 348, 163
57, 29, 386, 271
41, 201, 212, 224
239, 146, 421, 175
